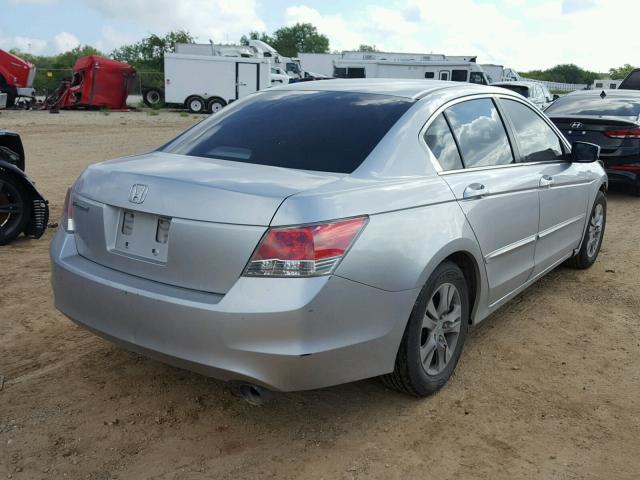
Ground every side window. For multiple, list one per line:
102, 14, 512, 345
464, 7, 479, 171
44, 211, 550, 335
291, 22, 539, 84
444, 98, 514, 168
451, 70, 468, 82
347, 67, 366, 78
423, 114, 463, 171
424, 71, 434, 79
501, 99, 563, 163
440, 71, 449, 81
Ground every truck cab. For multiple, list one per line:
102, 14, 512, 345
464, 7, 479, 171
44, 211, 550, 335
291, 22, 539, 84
0, 49, 36, 107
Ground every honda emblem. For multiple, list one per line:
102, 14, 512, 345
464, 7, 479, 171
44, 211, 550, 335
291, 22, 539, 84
129, 184, 148, 204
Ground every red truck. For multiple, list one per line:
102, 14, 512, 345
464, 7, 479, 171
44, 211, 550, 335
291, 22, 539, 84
0, 49, 36, 107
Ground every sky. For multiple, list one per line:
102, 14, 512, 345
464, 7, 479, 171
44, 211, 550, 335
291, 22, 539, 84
0, 0, 638, 73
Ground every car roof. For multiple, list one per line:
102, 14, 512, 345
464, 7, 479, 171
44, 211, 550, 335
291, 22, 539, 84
561, 89, 640, 99
272, 78, 506, 100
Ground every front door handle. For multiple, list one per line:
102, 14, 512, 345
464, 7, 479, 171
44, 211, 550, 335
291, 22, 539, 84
463, 183, 489, 199
540, 175, 554, 188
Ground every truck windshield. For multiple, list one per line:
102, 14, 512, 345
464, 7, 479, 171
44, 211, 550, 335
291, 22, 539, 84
161, 90, 414, 174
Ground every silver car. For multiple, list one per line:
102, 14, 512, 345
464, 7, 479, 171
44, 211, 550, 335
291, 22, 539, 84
492, 81, 556, 110
51, 80, 607, 398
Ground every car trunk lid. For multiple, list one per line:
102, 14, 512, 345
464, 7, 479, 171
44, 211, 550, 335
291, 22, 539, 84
550, 115, 640, 158
72, 151, 342, 293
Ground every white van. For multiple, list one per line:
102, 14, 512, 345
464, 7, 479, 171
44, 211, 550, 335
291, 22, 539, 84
332, 59, 489, 84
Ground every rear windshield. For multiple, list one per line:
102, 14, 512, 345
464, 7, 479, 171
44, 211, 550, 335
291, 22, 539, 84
496, 84, 529, 97
620, 70, 640, 90
162, 90, 414, 174
545, 94, 640, 117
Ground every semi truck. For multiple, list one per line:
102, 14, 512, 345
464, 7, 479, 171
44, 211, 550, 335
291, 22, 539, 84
0, 49, 36, 107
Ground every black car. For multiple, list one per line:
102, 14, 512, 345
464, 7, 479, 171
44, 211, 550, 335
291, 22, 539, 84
545, 90, 640, 195
0, 129, 49, 244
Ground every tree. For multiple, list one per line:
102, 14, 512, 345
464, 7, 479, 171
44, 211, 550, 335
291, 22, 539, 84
520, 64, 604, 85
111, 30, 195, 71
357, 44, 379, 52
241, 23, 329, 57
240, 31, 273, 46
609, 64, 636, 80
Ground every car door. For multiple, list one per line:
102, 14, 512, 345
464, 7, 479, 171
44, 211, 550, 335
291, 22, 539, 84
426, 97, 541, 306
497, 97, 591, 277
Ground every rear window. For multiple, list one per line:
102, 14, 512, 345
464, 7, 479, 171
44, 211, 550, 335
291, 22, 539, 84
545, 94, 640, 117
162, 91, 414, 174
497, 84, 529, 98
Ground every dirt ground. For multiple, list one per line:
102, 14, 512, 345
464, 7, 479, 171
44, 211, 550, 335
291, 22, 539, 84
1, 109, 639, 480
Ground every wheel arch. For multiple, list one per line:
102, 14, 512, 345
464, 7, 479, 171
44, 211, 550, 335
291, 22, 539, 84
414, 237, 488, 326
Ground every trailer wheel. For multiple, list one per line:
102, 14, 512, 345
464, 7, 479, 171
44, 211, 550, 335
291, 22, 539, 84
208, 97, 226, 114
186, 96, 206, 114
143, 88, 163, 108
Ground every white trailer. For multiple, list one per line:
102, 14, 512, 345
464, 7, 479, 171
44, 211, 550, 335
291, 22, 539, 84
332, 59, 489, 84
163, 53, 270, 113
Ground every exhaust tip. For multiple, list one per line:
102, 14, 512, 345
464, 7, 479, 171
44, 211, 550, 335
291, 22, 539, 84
238, 384, 271, 406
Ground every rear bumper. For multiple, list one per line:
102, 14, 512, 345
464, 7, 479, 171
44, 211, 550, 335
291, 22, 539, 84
50, 229, 416, 391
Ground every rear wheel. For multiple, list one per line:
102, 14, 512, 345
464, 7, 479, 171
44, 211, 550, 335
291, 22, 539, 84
143, 88, 163, 108
208, 97, 226, 114
186, 96, 206, 114
566, 191, 606, 269
382, 261, 469, 397
0, 171, 32, 245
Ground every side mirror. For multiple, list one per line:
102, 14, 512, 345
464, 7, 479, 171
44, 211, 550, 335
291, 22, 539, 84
571, 141, 600, 163
553, 94, 560, 101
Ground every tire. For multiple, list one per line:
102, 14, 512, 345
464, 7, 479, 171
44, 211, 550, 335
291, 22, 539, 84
566, 191, 606, 269
143, 88, 163, 108
382, 261, 469, 397
207, 97, 226, 114
186, 96, 206, 114
0, 171, 32, 245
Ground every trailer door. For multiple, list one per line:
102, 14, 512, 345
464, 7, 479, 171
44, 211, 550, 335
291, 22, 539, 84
236, 63, 259, 99
439, 70, 450, 81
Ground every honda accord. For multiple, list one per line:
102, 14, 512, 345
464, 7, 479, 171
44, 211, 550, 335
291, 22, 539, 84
51, 80, 607, 397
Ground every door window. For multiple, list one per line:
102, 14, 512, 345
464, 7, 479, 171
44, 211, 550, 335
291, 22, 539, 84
440, 71, 449, 81
444, 98, 514, 168
501, 99, 563, 163
423, 114, 463, 171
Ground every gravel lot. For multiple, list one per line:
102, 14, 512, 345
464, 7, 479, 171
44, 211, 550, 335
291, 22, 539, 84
1, 109, 639, 480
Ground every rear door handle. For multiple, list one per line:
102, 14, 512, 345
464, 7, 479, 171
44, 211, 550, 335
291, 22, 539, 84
540, 175, 554, 188
463, 183, 489, 199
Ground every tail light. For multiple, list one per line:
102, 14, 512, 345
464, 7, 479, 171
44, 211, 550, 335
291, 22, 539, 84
604, 128, 640, 139
244, 217, 368, 277
61, 188, 75, 232
608, 164, 640, 171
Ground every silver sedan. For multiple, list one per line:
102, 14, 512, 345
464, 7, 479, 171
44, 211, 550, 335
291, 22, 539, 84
50, 80, 607, 398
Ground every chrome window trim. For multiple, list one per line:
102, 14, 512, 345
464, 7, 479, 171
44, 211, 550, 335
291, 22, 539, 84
418, 92, 572, 175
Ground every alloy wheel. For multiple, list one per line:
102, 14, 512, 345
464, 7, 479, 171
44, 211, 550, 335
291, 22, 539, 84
586, 203, 604, 258
420, 282, 462, 375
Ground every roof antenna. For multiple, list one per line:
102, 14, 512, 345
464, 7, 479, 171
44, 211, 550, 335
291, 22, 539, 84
600, 90, 607, 99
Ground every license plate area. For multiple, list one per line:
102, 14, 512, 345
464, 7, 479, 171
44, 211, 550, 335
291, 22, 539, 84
114, 210, 171, 263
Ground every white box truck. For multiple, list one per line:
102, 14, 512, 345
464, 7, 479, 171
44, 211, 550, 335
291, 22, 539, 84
161, 53, 270, 113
